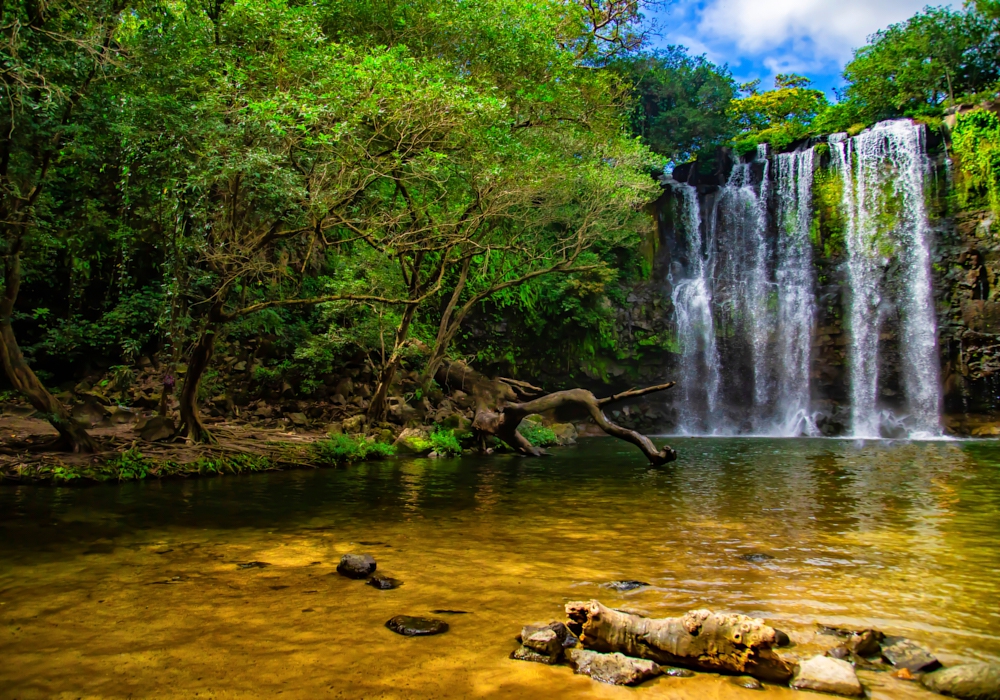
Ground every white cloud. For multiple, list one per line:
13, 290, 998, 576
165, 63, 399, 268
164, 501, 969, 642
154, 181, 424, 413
653, 0, 958, 87
697, 0, 942, 63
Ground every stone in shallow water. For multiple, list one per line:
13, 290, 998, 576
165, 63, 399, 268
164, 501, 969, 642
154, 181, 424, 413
662, 667, 696, 678
739, 553, 775, 563
430, 609, 469, 615
337, 553, 376, 579
510, 645, 560, 665
881, 637, 941, 673
367, 574, 400, 590
385, 615, 449, 636
523, 629, 562, 657
729, 676, 763, 690
791, 655, 864, 696
773, 628, 792, 647
601, 580, 651, 592
237, 561, 270, 569
566, 649, 660, 686
519, 621, 578, 649
847, 629, 883, 657
921, 662, 1000, 700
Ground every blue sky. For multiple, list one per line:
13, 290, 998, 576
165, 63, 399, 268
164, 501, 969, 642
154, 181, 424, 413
647, 0, 956, 98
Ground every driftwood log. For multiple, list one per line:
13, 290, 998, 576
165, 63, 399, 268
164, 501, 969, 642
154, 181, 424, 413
565, 600, 794, 683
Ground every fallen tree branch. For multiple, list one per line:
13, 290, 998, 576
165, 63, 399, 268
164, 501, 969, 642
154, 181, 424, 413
473, 384, 677, 466
565, 600, 794, 682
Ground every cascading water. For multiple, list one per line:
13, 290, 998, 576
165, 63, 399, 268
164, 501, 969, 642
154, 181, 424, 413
714, 145, 773, 426
830, 120, 942, 438
669, 181, 721, 434
774, 148, 818, 436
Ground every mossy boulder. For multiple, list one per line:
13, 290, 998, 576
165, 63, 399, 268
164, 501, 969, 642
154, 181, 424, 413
393, 427, 433, 455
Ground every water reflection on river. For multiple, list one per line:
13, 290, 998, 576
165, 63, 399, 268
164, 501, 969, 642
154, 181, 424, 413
1, 438, 998, 699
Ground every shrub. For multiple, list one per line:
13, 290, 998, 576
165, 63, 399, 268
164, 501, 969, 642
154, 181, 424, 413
429, 428, 462, 457
518, 421, 558, 447
311, 433, 395, 466
108, 448, 153, 480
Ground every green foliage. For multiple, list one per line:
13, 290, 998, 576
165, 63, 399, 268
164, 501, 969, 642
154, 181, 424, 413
811, 167, 847, 258
842, 5, 1000, 122
518, 421, 558, 447
952, 109, 1000, 213
311, 434, 395, 467
109, 448, 153, 481
611, 47, 737, 165
730, 75, 829, 153
429, 428, 462, 457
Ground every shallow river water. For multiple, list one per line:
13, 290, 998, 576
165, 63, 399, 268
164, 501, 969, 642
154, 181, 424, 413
2, 438, 999, 700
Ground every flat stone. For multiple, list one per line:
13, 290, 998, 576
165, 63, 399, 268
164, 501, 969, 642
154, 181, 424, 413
367, 574, 400, 590
729, 676, 764, 690
602, 580, 651, 592
922, 662, 1000, 700
566, 649, 661, 686
792, 655, 864, 696
519, 621, 579, 649
385, 615, 448, 637
337, 553, 376, 579
881, 637, 941, 673
523, 629, 562, 657
510, 645, 560, 665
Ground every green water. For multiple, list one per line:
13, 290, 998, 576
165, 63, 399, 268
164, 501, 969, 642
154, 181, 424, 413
1, 438, 999, 699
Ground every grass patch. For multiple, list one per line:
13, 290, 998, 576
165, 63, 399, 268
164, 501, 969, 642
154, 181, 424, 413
429, 428, 462, 457
518, 421, 558, 447
310, 433, 395, 467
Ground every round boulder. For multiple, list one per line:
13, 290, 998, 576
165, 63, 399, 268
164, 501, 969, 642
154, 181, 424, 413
922, 662, 1000, 700
337, 553, 376, 579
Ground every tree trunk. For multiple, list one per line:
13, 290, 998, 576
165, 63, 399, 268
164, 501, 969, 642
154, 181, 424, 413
420, 256, 471, 389
177, 300, 226, 443
368, 304, 417, 422
565, 600, 794, 683
0, 245, 96, 452
472, 383, 678, 465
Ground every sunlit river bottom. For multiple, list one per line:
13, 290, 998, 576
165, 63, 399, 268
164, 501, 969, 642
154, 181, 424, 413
2, 438, 999, 700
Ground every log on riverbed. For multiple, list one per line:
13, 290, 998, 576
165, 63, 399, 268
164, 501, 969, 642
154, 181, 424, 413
565, 600, 794, 682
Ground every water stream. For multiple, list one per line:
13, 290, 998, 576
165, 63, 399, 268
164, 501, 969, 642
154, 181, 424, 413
2, 439, 998, 699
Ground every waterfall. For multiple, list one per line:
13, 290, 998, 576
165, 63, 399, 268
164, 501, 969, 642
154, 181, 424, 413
830, 120, 942, 438
669, 181, 721, 434
774, 148, 818, 436
715, 144, 773, 426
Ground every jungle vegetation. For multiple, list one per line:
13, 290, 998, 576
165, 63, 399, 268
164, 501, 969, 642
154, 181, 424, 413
1, 0, 998, 451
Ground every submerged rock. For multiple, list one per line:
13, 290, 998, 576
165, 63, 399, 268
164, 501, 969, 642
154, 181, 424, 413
602, 580, 651, 592
566, 649, 661, 686
236, 561, 270, 569
519, 621, 579, 649
921, 662, 1000, 700
739, 553, 775, 563
729, 676, 764, 690
662, 667, 696, 678
881, 637, 941, 673
337, 553, 376, 579
367, 573, 400, 590
791, 655, 864, 696
847, 629, 883, 657
385, 615, 449, 637
510, 645, 561, 665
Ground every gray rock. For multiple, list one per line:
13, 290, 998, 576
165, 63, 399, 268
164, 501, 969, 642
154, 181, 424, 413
135, 415, 175, 442
662, 667, 696, 678
523, 629, 562, 657
519, 621, 579, 649
385, 615, 448, 636
336, 553, 376, 579
729, 676, 763, 690
922, 662, 1000, 700
791, 655, 864, 696
367, 574, 400, 590
881, 637, 941, 673
566, 649, 661, 686
510, 645, 560, 665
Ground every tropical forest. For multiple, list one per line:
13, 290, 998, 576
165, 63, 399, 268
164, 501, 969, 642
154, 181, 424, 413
2, 0, 1000, 698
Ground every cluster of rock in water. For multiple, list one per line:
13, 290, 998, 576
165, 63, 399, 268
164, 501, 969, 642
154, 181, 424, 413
507, 593, 1000, 699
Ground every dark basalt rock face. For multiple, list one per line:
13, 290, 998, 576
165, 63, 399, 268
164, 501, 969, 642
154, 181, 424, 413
385, 615, 449, 636
367, 574, 400, 590
337, 553, 376, 579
